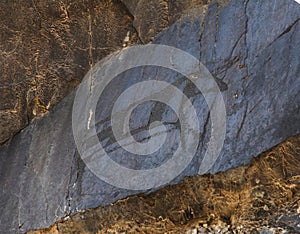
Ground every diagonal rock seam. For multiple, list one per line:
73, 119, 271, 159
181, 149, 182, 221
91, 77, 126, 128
0, 0, 299, 233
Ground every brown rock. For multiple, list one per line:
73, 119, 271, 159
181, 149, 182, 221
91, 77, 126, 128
121, 0, 213, 43
0, 0, 136, 144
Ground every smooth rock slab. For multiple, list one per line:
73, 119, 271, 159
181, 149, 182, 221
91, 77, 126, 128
0, 0, 299, 233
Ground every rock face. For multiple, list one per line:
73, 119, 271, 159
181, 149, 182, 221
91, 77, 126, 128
0, 0, 211, 145
120, 0, 211, 42
0, 0, 135, 144
28, 134, 300, 233
0, 0, 299, 233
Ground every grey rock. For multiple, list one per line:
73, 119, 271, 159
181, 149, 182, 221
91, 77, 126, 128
0, 0, 300, 233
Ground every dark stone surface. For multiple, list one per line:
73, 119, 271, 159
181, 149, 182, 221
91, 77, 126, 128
121, 0, 211, 43
0, 0, 299, 233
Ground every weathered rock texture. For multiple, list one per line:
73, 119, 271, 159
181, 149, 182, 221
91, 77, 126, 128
0, 0, 299, 233
0, 0, 136, 144
120, 0, 213, 42
27, 134, 300, 233
0, 0, 213, 145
